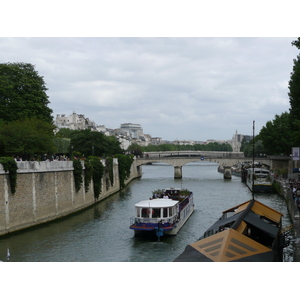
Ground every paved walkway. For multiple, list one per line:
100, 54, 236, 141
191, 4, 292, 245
277, 178, 300, 261
292, 202, 300, 262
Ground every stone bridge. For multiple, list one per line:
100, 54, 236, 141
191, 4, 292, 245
136, 151, 291, 179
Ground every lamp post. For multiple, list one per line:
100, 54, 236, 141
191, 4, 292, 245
92, 145, 94, 156
71, 145, 73, 160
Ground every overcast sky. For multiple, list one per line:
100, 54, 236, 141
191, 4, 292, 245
1, 4, 299, 142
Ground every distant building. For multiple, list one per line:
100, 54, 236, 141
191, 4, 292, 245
55, 112, 249, 153
229, 130, 252, 152
55, 112, 97, 131
120, 123, 143, 139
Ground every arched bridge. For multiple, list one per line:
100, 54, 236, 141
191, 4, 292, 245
136, 151, 290, 179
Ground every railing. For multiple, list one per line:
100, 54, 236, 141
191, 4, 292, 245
130, 215, 177, 225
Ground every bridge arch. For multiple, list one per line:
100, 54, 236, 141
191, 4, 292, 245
136, 151, 290, 179
136, 157, 207, 179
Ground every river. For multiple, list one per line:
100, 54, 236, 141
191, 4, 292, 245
0, 162, 294, 262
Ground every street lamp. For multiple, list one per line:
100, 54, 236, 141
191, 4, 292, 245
71, 145, 73, 160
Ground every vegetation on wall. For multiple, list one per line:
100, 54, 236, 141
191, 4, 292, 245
114, 154, 134, 189
83, 159, 92, 193
88, 156, 104, 200
0, 157, 18, 194
105, 157, 114, 188
72, 159, 83, 192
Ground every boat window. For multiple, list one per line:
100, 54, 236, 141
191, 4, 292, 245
141, 208, 148, 218
163, 208, 168, 218
152, 208, 160, 218
168, 207, 173, 216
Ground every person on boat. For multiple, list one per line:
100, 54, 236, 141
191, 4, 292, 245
163, 194, 169, 198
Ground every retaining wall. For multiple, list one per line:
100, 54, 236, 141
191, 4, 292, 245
0, 157, 141, 236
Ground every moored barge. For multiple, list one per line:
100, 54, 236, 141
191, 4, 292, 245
174, 198, 290, 262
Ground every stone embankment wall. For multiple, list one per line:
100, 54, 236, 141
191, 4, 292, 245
0, 157, 141, 236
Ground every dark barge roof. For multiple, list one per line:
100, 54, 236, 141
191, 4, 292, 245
174, 199, 283, 262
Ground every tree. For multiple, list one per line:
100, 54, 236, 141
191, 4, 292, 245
0, 118, 56, 159
56, 128, 73, 138
289, 38, 300, 126
127, 143, 143, 157
70, 129, 123, 157
0, 62, 53, 124
258, 112, 293, 155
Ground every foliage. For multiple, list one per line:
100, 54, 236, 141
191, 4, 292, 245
0, 157, 18, 194
289, 38, 300, 121
0, 118, 56, 159
257, 112, 293, 155
0, 62, 53, 124
83, 159, 93, 193
243, 138, 268, 157
72, 159, 83, 192
88, 156, 104, 199
127, 143, 143, 157
114, 154, 134, 189
105, 157, 114, 187
70, 129, 123, 158
56, 128, 73, 139
53, 137, 71, 154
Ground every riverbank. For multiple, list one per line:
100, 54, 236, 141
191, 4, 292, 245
273, 178, 300, 262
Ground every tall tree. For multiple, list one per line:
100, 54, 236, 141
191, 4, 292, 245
0, 118, 56, 159
0, 62, 53, 124
70, 129, 123, 157
258, 112, 293, 155
289, 38, 300, 122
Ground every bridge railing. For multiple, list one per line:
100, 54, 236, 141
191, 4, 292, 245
140, 151, 245, 159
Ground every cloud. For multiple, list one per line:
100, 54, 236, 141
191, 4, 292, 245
0, 37, 298, 141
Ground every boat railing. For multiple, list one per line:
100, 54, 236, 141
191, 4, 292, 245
130, 215, 177, 225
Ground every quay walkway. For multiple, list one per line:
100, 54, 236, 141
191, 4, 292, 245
276, 178, 300, 261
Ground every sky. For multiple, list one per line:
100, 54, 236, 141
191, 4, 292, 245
1, 2, 299, 143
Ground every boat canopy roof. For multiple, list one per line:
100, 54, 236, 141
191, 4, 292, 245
205, 210, 280, 238
135, 199, 178, 208
174, 229, 274, 262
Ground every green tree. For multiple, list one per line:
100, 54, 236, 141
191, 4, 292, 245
0, 118, 56, 159
258, 112, 293, 155
53, 137, 71, 154
288, 38, 300, 148
289, 38, 300, 121
70, 129, 123, 157
0, 62, 53, 124
56, 128, 73, 138
127, 143, 143, 157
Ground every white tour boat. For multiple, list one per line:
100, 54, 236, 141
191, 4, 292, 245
129, 188, 194, 239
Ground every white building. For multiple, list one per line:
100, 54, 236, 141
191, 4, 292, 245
55, 112, 97, 131
120, 123, 143, 139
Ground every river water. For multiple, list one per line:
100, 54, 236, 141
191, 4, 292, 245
0, 162, 294, 262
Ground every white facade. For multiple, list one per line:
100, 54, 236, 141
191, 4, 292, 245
120, 123, 143, 139
55, 112, 97, 131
